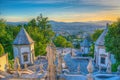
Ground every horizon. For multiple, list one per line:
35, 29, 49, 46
6, 20, 113, 23
0, 0, 120, 22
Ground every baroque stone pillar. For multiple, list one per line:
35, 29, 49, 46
46, 42, 57, 80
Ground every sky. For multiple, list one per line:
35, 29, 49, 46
0, 0, 120, 22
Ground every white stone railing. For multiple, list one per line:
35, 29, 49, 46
71, 56, 92, 60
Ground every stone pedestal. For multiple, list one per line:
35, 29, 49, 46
87, 73, 94, 80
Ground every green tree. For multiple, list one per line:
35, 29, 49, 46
54, 36, 73, 48
0, 43, 4, 56
105, 19, 120, 61
0, 14, 55, 58
28, 18, 37, 27
37, 14, 54, 40
91, 29, 103, 41
26, 14, 54, 56
0, 19, 14, 59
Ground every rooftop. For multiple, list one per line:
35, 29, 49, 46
95, 27, 108, 46
13, 27, 34, 45
80, 39, 90, 47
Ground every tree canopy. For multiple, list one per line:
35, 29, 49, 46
53, 36, 73, 48
105, 19, 120, 61
0, 14, 55, 59
26, 14, 55, 56
91, 29, 103, 42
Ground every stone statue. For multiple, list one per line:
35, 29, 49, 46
4, 64, 8, 72
14, 57, 21, 71
71, 49, 75, 57
77, 64, 81, 74
8, 63, 12, 70
98, 66, 101, 72
57, 53, 62, 74
87, 59, 94, 80
40, 64, 44, 73
87, 59, 93, 73
106, 59, 111, 73
24, 64, 27, 70
62, 59, 67, 69
117, 65, 120, 72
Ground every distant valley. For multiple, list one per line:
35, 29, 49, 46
7, 20, 112, 35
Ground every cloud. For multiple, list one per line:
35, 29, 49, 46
78, 0, 120, 9
2, 0, 64, 4
1, 0, 120, 22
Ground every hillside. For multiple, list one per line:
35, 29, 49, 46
7, 20, 112, 35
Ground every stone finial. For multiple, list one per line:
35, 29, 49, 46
87, 59, 94, 80
87, 59, 93, 73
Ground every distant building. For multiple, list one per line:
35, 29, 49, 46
0, 54, 8, 71
13, 27, 35, 66
94, 24, 116, 69
80, 38, 90, 54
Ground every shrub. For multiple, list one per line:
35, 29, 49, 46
112, 62, 120, 72
0, 43, 4, 56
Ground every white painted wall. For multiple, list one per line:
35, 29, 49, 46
13, 45, 34, 65
20, 46, 30, 64
98, 48, 109, 68
21, 47, 30, 53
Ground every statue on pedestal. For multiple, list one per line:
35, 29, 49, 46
14, 57, 21, 71
98, 66, 101, 72
117, 65, 120, 73
40, 64, 44, 73
24, 64, 27, 70
77, 64, 81, 74
14, 57, 21, 78
106, 59, 111, 73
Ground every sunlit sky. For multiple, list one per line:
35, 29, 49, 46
0, 0, 120, 22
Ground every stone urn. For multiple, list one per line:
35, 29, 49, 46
87, 59, 93, 73
87, 59, 94, 80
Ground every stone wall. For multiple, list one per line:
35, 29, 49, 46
0, 54, 8, 71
